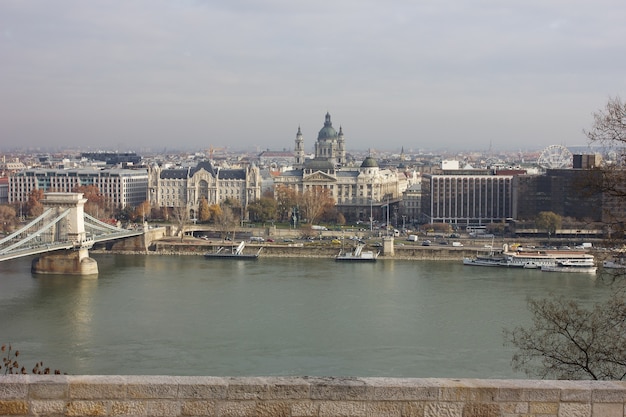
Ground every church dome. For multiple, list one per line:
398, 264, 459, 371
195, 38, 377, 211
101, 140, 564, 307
317, 112, 338, 140
360, 157, 379, 168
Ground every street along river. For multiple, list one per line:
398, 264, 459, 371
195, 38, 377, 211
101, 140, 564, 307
0, 254, 612, 378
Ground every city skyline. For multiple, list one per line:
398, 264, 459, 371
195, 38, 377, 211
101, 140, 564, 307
1, 1, 625, 152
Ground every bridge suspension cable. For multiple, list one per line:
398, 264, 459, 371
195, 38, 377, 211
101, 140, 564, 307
0, 208, 54, 247
0, 193, 145, 263
84, 213, 125, 233
0, 209, 71, 255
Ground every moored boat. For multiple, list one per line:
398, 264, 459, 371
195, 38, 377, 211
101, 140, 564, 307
541, 258, 597, 274
204, 241, 262, 259
336, 244, 379, 262
462, 244, 596, 270
462, 242, 505, 267
602, 251, 626, 269
603, 259, 626, 269
462, 254, 506, 267
501, 244, 595, 269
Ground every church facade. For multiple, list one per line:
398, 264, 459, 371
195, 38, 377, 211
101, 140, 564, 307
274, 113, 403, 223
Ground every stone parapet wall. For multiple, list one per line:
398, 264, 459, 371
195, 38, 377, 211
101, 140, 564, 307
1, 376, 626, 416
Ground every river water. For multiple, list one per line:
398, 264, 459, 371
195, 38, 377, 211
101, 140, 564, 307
0, 254, 612, 378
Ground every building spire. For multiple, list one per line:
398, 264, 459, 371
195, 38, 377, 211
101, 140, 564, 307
295, 125, 304, 166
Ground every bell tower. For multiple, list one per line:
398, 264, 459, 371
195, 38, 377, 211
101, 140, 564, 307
338, 126, 346, 166
295, 126, 304, 166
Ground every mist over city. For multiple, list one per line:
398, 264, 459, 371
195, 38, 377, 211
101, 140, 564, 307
2, 1, 625, 152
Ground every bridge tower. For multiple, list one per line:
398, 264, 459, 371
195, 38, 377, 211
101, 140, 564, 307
31, 192, 98, 275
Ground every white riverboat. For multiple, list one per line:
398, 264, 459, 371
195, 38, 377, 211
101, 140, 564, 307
501, 245, 595, 270
541, 258, 597, 274
602, 251, 626, 269
603, 259, 626, 269
464, 244, 596, 270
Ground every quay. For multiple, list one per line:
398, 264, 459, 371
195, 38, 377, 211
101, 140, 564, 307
99, 235, 494, 260
150, 241, 475, 260
96, 225, 595, 261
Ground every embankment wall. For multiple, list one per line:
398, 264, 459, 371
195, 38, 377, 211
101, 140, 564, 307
150, 241, 476, 260
1, 376, 625, 417
110, 227, 168, 252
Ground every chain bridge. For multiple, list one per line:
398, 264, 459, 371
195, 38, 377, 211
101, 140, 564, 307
0, 192, 143, 274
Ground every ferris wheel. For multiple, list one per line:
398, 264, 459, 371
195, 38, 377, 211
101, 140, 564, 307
537, 145, 573, 169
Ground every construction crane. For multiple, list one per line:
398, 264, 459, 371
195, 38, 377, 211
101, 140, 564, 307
208, 145, 225, 160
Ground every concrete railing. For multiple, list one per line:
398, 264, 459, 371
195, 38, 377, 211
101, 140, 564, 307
2, 376, 626, 416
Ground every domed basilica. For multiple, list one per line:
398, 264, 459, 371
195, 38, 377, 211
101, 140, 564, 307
274, 113, 403, 222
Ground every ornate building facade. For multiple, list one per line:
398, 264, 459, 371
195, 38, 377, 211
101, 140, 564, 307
274, 113, 402, 222
148, 161, 262, 219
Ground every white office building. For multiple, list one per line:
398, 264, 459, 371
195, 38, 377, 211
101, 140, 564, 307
9, 168, 149, 208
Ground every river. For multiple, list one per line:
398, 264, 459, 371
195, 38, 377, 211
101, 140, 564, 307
0, 254, 612, 378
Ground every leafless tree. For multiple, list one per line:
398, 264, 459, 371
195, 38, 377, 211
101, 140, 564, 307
299, 186, 334, 224
506, 96, 626, 380
215, 205, 238, 239
172, 205, 189, 242
505, 294, 626, 380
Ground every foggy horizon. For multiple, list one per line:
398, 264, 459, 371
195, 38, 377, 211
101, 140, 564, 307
1, 1, 625, 152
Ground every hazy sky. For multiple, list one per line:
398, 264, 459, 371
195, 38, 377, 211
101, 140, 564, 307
1, 1, 625, 153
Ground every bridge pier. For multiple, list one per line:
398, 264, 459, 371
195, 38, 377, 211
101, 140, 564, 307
31, 247, 98, 275
382, 236, 395, 256
31, 193, 98, 276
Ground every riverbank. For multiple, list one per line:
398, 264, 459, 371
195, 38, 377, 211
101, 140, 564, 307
94, 237, 494, 260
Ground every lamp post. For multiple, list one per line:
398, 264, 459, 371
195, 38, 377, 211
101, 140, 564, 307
370, 198, 374, 233
386, 196, 390, 236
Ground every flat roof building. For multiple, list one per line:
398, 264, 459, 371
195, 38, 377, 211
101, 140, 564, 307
421, 173, 514, 226
9, 168, 148, 208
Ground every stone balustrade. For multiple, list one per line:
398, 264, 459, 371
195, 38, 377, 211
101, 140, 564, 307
2, 376, 626, 416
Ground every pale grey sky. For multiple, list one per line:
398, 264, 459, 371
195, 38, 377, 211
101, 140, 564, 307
1, 0, 625, 153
